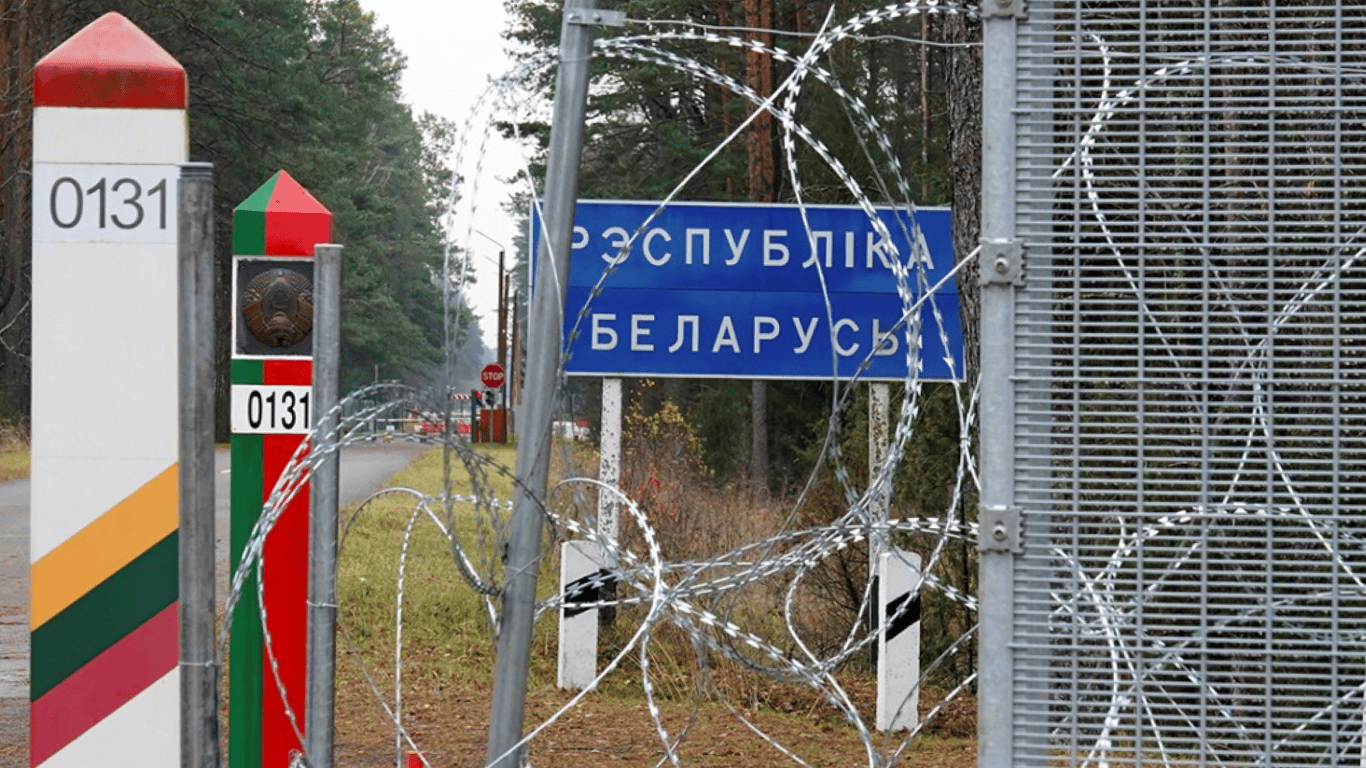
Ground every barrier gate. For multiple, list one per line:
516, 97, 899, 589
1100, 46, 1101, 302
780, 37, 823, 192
980, 2, 1366, 766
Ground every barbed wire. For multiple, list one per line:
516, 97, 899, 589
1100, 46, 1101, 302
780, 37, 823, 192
219, 4, 989, 766
220, 2, 1366, 765
621, 17, 982, 50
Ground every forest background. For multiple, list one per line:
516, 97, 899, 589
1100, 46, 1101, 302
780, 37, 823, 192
3, 0, 492, 431
0, 0, 984, 692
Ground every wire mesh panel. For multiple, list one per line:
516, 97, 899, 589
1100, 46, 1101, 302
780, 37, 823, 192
1000, 2, 1366, 765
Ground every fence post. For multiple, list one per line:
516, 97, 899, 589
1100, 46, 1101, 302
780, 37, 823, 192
179, 161, 219, 768
978, 0, 1022, 764
486, 0, 604, 765
305, 243, 343, 768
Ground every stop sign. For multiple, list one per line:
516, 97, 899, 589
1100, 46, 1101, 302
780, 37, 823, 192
481, 362, 505, 388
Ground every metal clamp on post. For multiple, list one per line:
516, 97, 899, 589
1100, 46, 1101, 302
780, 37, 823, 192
979, 238, 1025, 287
567, 9, 626, 26
983, 0, 1026, 19
979, 505, 1022, 553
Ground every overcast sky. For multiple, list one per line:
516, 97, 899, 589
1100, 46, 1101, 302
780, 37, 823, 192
368, 0, 526, 354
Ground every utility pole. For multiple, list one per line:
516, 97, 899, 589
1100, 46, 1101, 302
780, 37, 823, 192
497, 249, 508, 369
510, 296, 521, 418
498, 250, 510, 441
484, 1, 620, 766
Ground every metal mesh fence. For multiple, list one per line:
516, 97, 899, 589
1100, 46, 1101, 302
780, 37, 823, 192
995, 1, 1366, 765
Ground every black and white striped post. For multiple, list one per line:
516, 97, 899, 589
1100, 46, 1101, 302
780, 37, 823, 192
868, 382, 923, 731
557, 541, 611, 689
876, 548, 922, 731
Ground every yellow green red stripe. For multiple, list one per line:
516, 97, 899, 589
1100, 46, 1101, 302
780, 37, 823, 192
30, 531, 178, 701
30, 464, 177, 630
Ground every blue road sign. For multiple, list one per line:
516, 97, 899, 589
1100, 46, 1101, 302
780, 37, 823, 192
531, 200, 963, 381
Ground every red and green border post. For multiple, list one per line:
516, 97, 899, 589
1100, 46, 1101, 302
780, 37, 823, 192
29, 13, 186, 767
230, 170, 332, 768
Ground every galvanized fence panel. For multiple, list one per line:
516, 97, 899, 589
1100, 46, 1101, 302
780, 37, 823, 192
987, 2, 1366, 765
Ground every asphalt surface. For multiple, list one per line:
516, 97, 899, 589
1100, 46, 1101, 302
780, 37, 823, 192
0, 441, 428, 754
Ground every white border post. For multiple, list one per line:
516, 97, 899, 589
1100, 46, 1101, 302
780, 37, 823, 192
30, 14, 186, 767
557, 377, 621, 688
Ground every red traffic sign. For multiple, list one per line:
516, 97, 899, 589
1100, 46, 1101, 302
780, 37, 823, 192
481, 363, 505, 388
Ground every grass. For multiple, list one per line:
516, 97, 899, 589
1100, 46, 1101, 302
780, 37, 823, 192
0, 421, 28, 481
0, 449, 28, 482
336, 443, 537, 686
329, 439, 978, 767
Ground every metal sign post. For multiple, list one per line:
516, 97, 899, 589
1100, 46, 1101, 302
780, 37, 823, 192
30, 13, 187, 766
228, 170, 333, 768
487, 0, 614, 765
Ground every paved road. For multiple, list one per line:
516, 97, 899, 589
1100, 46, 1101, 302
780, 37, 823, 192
0, 441, 427, 757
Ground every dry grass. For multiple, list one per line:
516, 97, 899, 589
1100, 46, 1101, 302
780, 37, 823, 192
0, 421, 29, 482
329, 433, 978, 767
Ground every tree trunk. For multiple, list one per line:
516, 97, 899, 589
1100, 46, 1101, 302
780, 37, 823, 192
945, 12, 982, 389
750, 379, 769, 500
744, 0, 775, 501
943, 7, 982, 686
715, 0, 735, 196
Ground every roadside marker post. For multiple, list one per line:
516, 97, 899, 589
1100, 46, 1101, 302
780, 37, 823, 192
29, 13, 186, 767
558, 540, 610, 689
876, 548, 922, 732
229, 170, 332, 768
